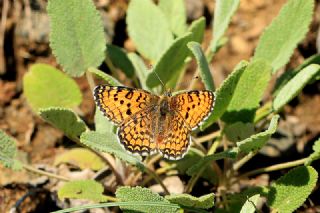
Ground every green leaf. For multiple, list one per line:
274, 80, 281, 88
221, 59, 271, 123
23, 64, 82, 111
187, 41, 215, 91
211, 0, 240, 52
116, 186, 178, 213
47, 0, 106, 77
54, 148, 105, 171
305, 138, 320, 166
58, 180, 107, 202
88, 67, 122, 86
39, 107, 87, 141
0, 130, 22, 170
146, 33, 193, 88
273, 64, 320, 111
80, 131, 144, 170
188, 17, 206, 44
94, 107, 115, 134
237, 115, 279, 153
201, 61, 247, 130
106, 44, 135, 78
253, 0, 314, 72
187, 149, 238, 176
159, 0, 187, 36
126, 0, 173, 62
166, 193, 214, 209
267, 166, 318, 213
224, 122, 254, 142
240, 194, 260, 213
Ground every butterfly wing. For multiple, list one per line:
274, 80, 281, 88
170, 90, 215, 130
117, 109, 157, 156
94, 85, 159, 125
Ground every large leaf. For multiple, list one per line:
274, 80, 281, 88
116, 186, 178, 213
146, 33, 193, 88
224, 122, 254, 142
126, 0, 173, 62
240, 194, 260, 213
201, 61, 247, 130
188, 17, 206, 44
253, 0, 314, 72
267, 166, 318, 213
159, 0, 187, 36
166, 193, 214, 209
94, 107, 115, 134
0, 130, 22, 170
211, 0, 240, 52
39, 107, 87, 141
58, 180, 107, 202
47, 0, 106, 76
23, 64, 82, 111
273, 64, 320, 111
221, 60, 271, 123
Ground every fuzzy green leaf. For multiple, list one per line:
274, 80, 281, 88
188, 17, 206, 44
54, 148, 105, 171
0, 130, 22, 170
47, 0, 106, 76
106, 44, 135, 78
39, 107, 87, 141
116, 186, 178, 213
58, 180, 107, 202
187, 41, 215, 91
187, 149, 238, 176
146, 33, 193, 88
222, 60, 271, 123
166, 193, 214, 209
23, 64, 82, 111
305, 138, 320, 166
267, 166, 318, 213
240, 194, 260, 213
224, 122, 254, 142
159, 0, 187, 36
80, 131, 144, 170
211, 0, 240, 52
237, 115, 279, 153
201, 61, 247, 130
273, 64, 320, 111
94, 107, 115, 134
88, 67, 122, 86
126, 0, 173, 62
253, 0, 314, 72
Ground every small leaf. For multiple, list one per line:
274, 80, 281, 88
267, 166, 318, 213
47, 0, 106, 76
211, 0, 240, 52
80, 131, 144, 170
237, 115, 279, 153
221, 60, 271, 123
23, 64, 82, 111
146, 33, 193, 88
253, 0, 314, 72
187, 41, 215, 91
188, 17, 206, 44
166, 193, 214, 209
0, 130, 22, 170
240, 194, 260, 213
94, 107, 115, 134
224, 122, 255, 142
273, 64, 320, 111
39, 107, 87, 141
58, 180, 107, 202
159, 0, 187, 36
187, 149, 238, 176
126, 0, 173, 62
201, 60, 248, 130
305, 138, 320, 166
116, 186, 178, 213
54, 148, 105, 170
88, 67, 122, 86
106, 44, 135, 78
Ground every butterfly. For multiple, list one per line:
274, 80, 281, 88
94, 85, 215, 160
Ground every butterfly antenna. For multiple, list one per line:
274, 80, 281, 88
152, 69, 166, 89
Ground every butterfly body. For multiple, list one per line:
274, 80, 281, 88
94, 85, 214, 160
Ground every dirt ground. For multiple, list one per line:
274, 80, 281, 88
0, 0, 319, 212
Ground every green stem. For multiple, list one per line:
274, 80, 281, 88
233, 151, 257, 171
23, 164, 70, 182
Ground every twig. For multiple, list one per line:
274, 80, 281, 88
195, 130, 221, 144
233, 151, 257, 171
86, 70, 96, 92
22, 164, 70, 182
144, 166, 170, 195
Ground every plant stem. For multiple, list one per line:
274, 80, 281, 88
195, 130, 221, 144
144, 167, 170, 195
233, 151, 257, 171
22, 164, 70, 182
86, 70, 96, 92
105, 56, 119, 79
